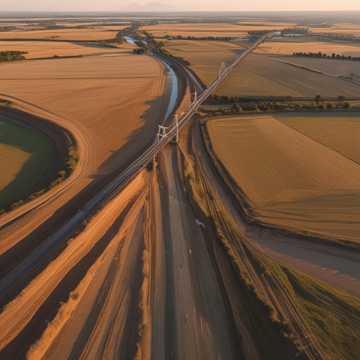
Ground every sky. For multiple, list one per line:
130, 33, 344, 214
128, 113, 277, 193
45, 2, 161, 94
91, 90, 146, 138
1, 0, 360, 12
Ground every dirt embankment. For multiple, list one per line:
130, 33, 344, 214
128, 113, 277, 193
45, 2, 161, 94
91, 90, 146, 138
184, 121, 352, 359
0, 52, 168, 264
0, 171, 147, 358
174, 122, 316, 359
202, 115, 360, 249
0, 105, 78, 214
185, 119, 360, 359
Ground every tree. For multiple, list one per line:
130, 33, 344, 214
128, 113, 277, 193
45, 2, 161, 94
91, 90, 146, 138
315, 95, 322, 104
231, 103, 240, 113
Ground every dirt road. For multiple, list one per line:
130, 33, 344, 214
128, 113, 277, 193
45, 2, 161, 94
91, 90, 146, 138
147, 146, 239, 359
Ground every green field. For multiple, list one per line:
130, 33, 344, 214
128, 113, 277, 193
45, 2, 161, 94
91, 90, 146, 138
0, 117, 61, 211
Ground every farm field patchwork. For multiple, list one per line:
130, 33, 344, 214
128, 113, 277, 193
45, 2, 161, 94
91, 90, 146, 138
143, 21, 296, 38
206, 113, 360, 242
0, 116, 60, 211
0, 28, 120, 41
256, 40, 360, 57
278, 113, 360, 164
310, 23, 360, 36
215, 53, 360, 97
164, 39, 243, 85
0, 53, 167, 176
0, 41, 132, 59
143, 22, 249, 37
274, 56, 360, 78
164, 40, 360, 97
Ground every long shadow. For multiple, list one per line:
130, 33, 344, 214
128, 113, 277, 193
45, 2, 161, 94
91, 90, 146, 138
0, 59, 186, 307
0, 94, 161, 303
94, 93, 168, 178
0, 201, 134, 359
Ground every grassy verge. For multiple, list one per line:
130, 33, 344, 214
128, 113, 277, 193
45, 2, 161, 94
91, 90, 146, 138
281, 268, 360, 360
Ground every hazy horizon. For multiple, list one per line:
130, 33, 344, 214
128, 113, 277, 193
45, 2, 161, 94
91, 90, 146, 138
0, 1, 359, 13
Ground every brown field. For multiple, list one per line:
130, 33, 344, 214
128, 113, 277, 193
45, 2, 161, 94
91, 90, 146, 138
0, 53, 167, 177
207, 114, 360, 242
164, 39, 360, 97
143, 22, 296, 38
0, 52, 168, 253
310, 23, 360, 36
0, 143, 29, 194
275, 56, 360, 77
143, 23, 248, 38
0, 28, 118, 41
216, 53, 360, 97
256, 40, 360, 56
56, 23, 129, 30
0, 41, 133, 59
278, 114, 360, 164
164, 39, 243, 84
237, 21, 295, 27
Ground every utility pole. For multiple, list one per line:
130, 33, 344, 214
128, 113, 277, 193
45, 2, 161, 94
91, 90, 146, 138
157, 125, 168, 143
218, 62, 226, 78
175, 114, 179, 143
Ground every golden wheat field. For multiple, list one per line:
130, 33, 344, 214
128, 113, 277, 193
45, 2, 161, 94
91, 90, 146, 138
207, 114, 360, 242
256, 40, 360, 56
310, 23, 360, 36
0, 28, 119, 41
275, 56, 360, 77
143, 23, 248, 37
0, 53, 167, 176
164, 39, 242, 84
143, 21, 296, 38
164, 39, 360, 97
0, 41, 133, 59
216, 53, 360, 97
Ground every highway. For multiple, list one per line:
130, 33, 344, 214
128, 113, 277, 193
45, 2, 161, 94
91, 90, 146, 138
1, 29, 356, 359
0, 32, 273, 358
0, 33, 270, 297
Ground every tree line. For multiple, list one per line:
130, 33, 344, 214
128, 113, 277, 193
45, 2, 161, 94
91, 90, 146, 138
293, 51, 360, 61
164, 35, 235, 41
0, 51, 26, 62
205, 94, 351, 113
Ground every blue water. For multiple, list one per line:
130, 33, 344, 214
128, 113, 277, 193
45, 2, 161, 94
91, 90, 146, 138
124, 35, 179, 122
124, 36, 136, 45
163, 62, 179, 121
